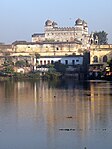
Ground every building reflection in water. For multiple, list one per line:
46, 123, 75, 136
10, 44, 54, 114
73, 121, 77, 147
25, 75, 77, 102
0, 80, 112, 149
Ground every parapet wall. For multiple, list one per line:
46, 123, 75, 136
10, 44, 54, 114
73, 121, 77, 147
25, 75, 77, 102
0, 43, 112, 59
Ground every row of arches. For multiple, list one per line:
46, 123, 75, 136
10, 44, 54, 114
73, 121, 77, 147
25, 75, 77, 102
93, 55, 108, 63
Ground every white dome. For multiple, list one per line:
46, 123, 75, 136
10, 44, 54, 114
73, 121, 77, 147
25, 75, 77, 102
45, 20, 53, 26
75, 18, 83, 25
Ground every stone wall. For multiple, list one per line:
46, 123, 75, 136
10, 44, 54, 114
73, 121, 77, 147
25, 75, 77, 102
0, 42, 112, 68
90, 45, 112, 66
11, 41, 82, 56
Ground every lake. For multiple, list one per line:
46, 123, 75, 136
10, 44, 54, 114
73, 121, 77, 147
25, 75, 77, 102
0, 79, 112, 149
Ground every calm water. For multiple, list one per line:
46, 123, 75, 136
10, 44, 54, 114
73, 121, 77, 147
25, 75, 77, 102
0, 79, 112, 149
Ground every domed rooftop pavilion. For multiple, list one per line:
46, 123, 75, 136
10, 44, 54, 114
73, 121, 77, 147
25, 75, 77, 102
45, 20, 53, 26
82, 20, 88, 27
75, 18, 83, 25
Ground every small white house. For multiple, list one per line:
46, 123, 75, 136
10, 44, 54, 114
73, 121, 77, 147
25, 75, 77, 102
33, 55, 83, 71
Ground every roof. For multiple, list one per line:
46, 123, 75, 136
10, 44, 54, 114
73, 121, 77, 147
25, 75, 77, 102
75, 18, 83, 25
52, 21, 58, 26
0, 44, 12, 49
12, 40, 82, 46
32, 33, 45, 37
82, 20, 88, 27
36, 55, 83, 58
45, 19, 53, 26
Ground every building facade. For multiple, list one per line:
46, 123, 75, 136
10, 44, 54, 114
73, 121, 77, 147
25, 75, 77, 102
88, 45, 112, 74
33, 55, 84, 71
11, 40, 82, 56
32, 18, 97, 48
90, 45, 112, 66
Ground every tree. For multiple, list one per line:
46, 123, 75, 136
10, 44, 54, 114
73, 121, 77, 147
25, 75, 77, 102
4, 56, 14, 66
35, 53, 40, 58
93, 31, 108, 45
3, 65, 14, 74
2, 56, 14, 74
107, 59, 112, 71
48, 64, 56, 73
109, 59, 112, 67
54, 62, 67, 74
15, 60, 26, 67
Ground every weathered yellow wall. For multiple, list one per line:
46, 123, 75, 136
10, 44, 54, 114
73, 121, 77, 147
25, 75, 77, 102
90, 45, 112, 65
12, 43, 82, 56
1, 43, 112, 67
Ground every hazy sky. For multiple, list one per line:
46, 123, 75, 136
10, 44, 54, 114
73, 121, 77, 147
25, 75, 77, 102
0, 0, 112, 44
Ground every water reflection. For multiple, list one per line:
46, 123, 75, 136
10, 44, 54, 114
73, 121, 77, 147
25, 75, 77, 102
0, 80, 112, 149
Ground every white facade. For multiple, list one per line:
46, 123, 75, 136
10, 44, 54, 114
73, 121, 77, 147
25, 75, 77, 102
37, 57, 83, 65
33, 55, 83, 71
32, 18, 94, 47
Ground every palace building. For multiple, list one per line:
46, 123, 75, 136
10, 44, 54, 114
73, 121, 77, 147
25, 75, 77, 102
1, 18, 111, 74
32, 18, 98, 48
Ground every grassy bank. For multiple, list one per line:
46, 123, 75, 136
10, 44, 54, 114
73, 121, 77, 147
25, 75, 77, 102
0, 71, 62, 81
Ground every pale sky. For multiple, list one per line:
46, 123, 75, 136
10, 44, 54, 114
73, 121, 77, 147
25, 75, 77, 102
0, 0, 112, 44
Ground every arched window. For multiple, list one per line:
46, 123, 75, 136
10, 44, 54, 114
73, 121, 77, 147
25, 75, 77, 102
65, 60, 68, 65
93, 56, 98, 63
56, 47, 59, 50
72, 60, 75, 65
48, 60, 50, 64
40, 60, 42, 65
44, 60, 46, 65
103, 55, 107, 62
51, 60, 54, 64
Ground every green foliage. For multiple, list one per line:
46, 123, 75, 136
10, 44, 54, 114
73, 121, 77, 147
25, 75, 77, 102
107, 59, 112, 67
54, 62, 67, 74
93, 31, 108, 45
3, 57, 14, 66
28, 72, 40, 79
14, 72, 40, 80
48, 64, 56, 73
35, 53, 40, 58
2, 57, 14, 74
43, 71, 61, 80
3, 65, 14, 74
15, 60, 26, 67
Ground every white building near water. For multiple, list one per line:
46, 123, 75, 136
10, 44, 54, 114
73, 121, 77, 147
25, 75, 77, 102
33, 55, 83, 71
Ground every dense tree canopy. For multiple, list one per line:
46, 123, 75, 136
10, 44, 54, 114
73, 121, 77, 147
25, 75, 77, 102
93, 31, 108, 45
15, 60, 26, 67
2, 57, 14, 74
108, 59, 112, 67
54, 62, 67, 74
